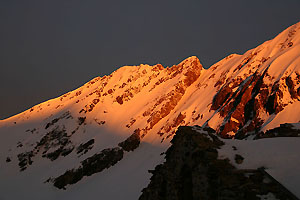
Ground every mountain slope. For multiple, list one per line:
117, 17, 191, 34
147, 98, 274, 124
180, 21, 300, 138
0, 56, 204, 200
1, 22, 300, 199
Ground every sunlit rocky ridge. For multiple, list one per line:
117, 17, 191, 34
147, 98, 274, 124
1, 22, 300, 200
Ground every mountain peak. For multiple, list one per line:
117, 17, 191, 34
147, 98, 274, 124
178, 56, 202, 69
1, 22, 300, 200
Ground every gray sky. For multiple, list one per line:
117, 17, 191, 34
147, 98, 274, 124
1, 0, 300, 119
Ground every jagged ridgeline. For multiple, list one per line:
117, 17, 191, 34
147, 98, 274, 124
0, 22, 300, 200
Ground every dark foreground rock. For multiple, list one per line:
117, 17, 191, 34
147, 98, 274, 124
139, 126, 297, 200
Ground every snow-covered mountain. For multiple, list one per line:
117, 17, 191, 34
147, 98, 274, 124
1, 22, 300, 199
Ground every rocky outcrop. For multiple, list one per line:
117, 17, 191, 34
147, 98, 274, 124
52, 128, 143, 189
45, 111, 72, 129
17, 126, 74, 171
38, 126, 74, 161
17, 151, 34, 171
2, 23, 300, 200
157, 112, 186, 139
53, 147, 124, 189
211, 70, 266, 137
211, 63, 300, 138
255, 123, 300, 139
76, 139, 95, 156
118, 129, 141, 152
139, 126, 294, 200
145, 57, 202, 136
205, 23, 300, 138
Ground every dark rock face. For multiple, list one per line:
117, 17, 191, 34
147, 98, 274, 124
44, 146, 74, 161
76, 139, 95, 156
234, 154, 244, 164
116, 96, 124, 105
38, 127, 74, 161
211, 84, 233, 111
118, 129, 140, 152
45, 111, 72, 129
265, 82, 285, 115
255, 123, 300, 139
52, 128, 144, 189
17, 151, 34, 171
6, 157, 11, 162
53, 147, 124, 189
45, 118, 59, 129
212, 71, 266, 137
139, 126, 294, 200
17, 126, 74, 171
78, 117, 86, 125
286, 77, 298, 99
210, 61, 300, 138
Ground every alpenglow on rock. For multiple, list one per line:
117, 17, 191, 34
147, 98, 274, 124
0, 22, 300, 200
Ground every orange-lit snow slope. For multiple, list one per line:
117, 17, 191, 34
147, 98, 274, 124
0, 22, 300, 200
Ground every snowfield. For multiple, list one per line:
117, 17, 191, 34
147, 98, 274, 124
218, 137, 300, 198
0, 22, 300, 199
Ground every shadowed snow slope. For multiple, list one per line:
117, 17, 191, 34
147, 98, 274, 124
1, 22, 300, 200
